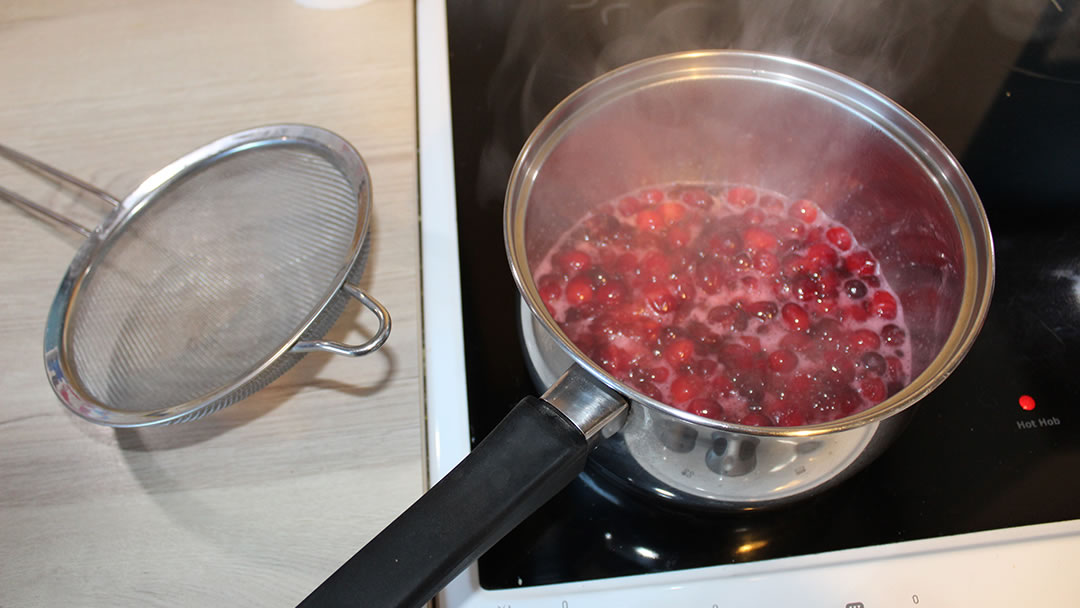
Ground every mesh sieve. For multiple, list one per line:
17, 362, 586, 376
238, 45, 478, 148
1, 125, 390, 427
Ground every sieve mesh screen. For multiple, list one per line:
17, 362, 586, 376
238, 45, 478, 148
65, 144, 363, 412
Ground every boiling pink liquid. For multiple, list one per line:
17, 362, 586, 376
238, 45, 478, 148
534, 183, 911, 427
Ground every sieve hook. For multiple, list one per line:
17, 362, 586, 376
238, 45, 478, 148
292, 284, 391, 357
0, 143, 122, 237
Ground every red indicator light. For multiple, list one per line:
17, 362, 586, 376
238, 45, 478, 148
1019, 395, 1036, 411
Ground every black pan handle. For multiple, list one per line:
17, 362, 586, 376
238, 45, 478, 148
298, 395, 591, 608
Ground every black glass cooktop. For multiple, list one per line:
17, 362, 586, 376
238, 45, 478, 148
445, 0, 1080, 589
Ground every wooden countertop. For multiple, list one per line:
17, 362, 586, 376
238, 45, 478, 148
0, 1, 423, 605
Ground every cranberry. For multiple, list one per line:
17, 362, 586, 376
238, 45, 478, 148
775, 410, 806, 426
805, 243, 838, 273
708, 305, 749, 332
671, 374, 705, 403
642, 188, 664, 205
768, 349, 798, 374
869, 291, 898, 320
789, 199, 818, 223
719, 343, 754, 372
859, 377, 887, 403
594, 344, 629, 374
642, 251, 671, 279
663, 338, 696, 367
826, 226, 853, 250
881, 324, 906, 346
858, 352, 887, 376
844, 279, 868, 299
559, 250, 591, 274
726, 186, 757, 208
792, 276, 816, 302
681, 188, 714, 209
636, 208, 664, 233
842, 304, 870, 322
744, 208, 766, 225
565, 276, 593, 304
595, 281, 625, 307
746, 300, 778, 322
666, 225, 691, 249
781, 303, 810, 332
617, 195, 643, 217
742, 227, 780, 253
847, 329, 881, 353
638, 381, 663, 401
660, 202, 686, 225
689, 398, 723, 419
844, 251, 877, 277
886, 356, 904, 380
645, 284, 676, 314
753, 251, 779, 274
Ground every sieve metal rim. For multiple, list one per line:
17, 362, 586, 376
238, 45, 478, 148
40, 124, 386, 427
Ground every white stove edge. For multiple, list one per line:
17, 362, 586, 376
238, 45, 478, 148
416, 2, 1080, 606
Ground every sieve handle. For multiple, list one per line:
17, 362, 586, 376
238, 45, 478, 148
0, 143, 121, 238
292, 284, 391, 357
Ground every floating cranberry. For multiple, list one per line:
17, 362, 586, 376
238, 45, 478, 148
617, 195, 643, 217
822, 351, 856, 384
859, 377, 887, 403
746, 300, 778, 322
744, 208, 766, 225
641, 251, 671, 279
792, 276, 816, 302
642, 188, 664, 205
693, 358, 719, 376
671, 374, 705, 403
666, 225, 691, 249
881, 324, 906, 346
886, 356, 904, 380
680, 188, 714, 209
689, 398, 723, 419
842, 304, 870, 322
781, 303, 811, 331
644, 284, 677, 314
726, 186, 757, 208
753, 251, 779, 274
789, 199, 819, 223
595, 281, 625, 307
559, 250, 591, 274
768, 349, 798, 374
636, 208, 664, 233
742, 227, 780, 253
565, 276, 593, 304
858, 352, 887, 376
805, 243, 838, 273
638, 381, 663, 401
844, 250, 877, 277
869, 291, 898, 320
663, 338, 696, 367
826, 226, 853, 250
660, 202, 686, 225
780, 332, 814, 353
847, 328, 881, 353
844, 279, 868, 299
594, 344, 629, 374
708, 304, 749, 332
719, 343, 754, 372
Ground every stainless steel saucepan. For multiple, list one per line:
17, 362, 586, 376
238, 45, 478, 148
301, 51, 993, 608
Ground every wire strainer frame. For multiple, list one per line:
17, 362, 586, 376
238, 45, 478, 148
2, 124, 390, 427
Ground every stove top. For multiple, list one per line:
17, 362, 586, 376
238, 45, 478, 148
418, 0, 1080, 604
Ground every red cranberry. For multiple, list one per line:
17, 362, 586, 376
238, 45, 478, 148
726, 186, 757, 208
753, 251, 779, 274
857, 352, 887, 376
805, 243, 838, 273
744, 208, 766, 225
689, 398, 723, 419
666, 225, 691, 249
847, 329, 881, 353
594, 344, 629, 374
565, 276, 593, 304
636, 208, 664, 233
842, 304, 870, 322
792, 276, 816, 302
595, 281, 625, 307
617, 196, 643, 217
826, 226, 852, 250
645, 284, 677, 314
638, 381, 663, 401
663, 338, 696, 367
559, 250, 591, 274
844, 251, 877, 277
681, 188, 714, 209
789, 199, 818, 223
660, 202, 686, 225
746, 300, 779, 322
881, 324, 906, 346
844, 279, 868, 299
781, 303, 810, 332
642, 189, 664, 205
708, 305, 749, 332
768, 349, 799, 374
859, 377, 887, 403
886, 356, 904, 380
671, 374, 705, 403
719, 343, 754, 371
869, 291, 898, 320
742, 227, 780, 253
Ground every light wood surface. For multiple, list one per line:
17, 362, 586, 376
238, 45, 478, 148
0, 1, 423, 605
